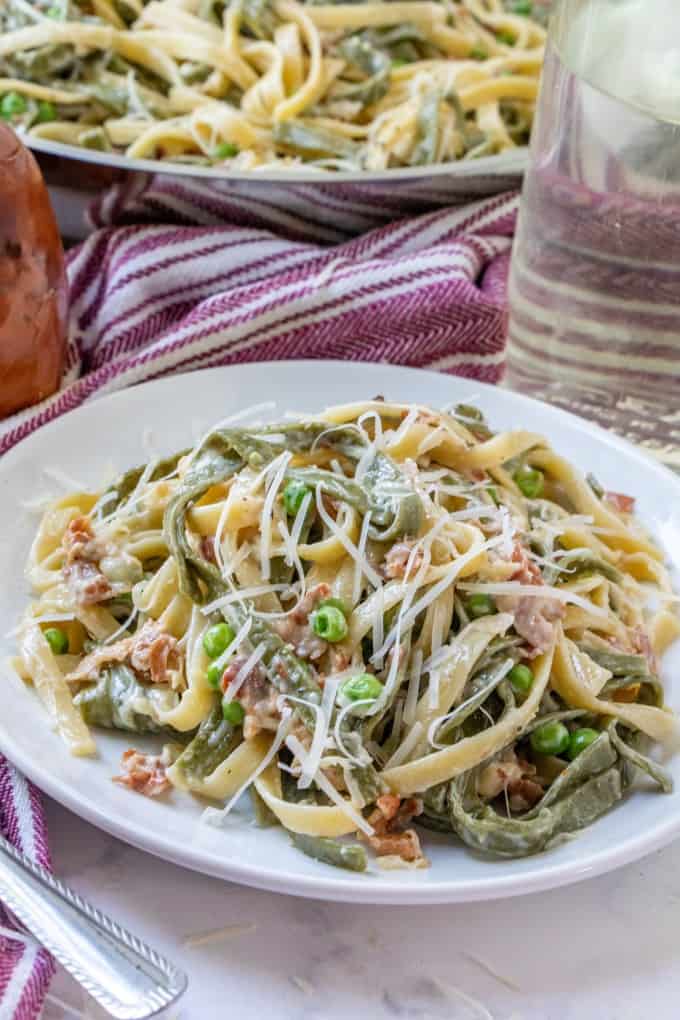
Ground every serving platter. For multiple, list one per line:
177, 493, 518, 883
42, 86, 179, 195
1, 360, 678, 905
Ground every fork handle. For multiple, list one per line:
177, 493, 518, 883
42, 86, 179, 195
0, 834, 187, 1019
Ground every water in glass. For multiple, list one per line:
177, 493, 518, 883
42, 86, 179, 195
507, 0, 680, 467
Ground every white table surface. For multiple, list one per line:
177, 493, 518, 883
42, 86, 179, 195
39, 795, 680, 1020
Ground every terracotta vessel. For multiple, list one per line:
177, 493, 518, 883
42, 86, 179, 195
0, 125, 67, 418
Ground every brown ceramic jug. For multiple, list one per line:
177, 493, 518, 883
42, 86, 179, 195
0, 125, 67, 418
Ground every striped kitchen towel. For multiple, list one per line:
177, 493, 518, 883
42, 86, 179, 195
0, 762, 55, 1019
0, 188, 518, 457
0, 186, 517, 1019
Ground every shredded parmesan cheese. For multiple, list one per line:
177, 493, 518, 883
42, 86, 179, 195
211, 615, 253, 677
374, 535, 505, 663
259, 452, 292, 582
315, 486, 382, 589
427, 658, 514, 749
223, 641, 268, 702
102, 605, 139, 646
42, 465, 87, 491
203, 710, 293, 826
353, 508, 372, 606
333, 697, 374, 767
202, 584, 289, 614
286, 734, 374, 836
458, 581, 610, 618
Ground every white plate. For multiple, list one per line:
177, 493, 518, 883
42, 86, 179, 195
1, 361, 679, 905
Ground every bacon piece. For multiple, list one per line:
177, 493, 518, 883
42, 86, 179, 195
63, 515, 97, 562
222, 655, 262, 692
273, 583, 331, 662
67, 635, 134, 683
113, 749, 170, 797
67, 621, 180, 686
330, 647, 351, 672
65, 561, 113, 605
497, 542, 565, 654
507, 776, 544, 813
367, 829, 424, 862
383, 540, 423, 580
130, 622, 180, 685
612, 683, 641, 704
416, 410, 440, 427
605, 491, 636, 514
477, 750, 543, 812
501, 594, 564, 655
509, 541, 543, 586
222, 656, 279, 739
364, 795, 425, 863
200, 536, 217, 564
62, 515, 112, 605
290, 584, 331, 626
376, 793, 401, 821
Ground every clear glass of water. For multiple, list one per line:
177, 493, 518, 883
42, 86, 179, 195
506, 0, 680, 469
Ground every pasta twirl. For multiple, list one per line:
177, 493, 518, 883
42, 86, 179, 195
0, 0, 545, 171
16, 400, 679, 872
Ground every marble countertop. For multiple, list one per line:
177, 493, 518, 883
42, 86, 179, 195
40, 797, 680, 1020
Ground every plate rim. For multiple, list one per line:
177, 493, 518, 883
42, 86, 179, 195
2, 359, 679, 905
29, 133, 528, 185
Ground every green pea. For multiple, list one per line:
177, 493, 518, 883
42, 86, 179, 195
207, 662, 224, 689
44, 627, 69, 655
509, 663, 533, 695
0, 92, 27, 120
312, 605, 348, 643
467, 593, 496, 618
36, 101, 57, 124
530, 721, 570, 756
513, 464, 544, 499
202, 621, 235, 659
568, 727, 600, 760
391, 58, 407, 68
214, 141, 239, 159
318, 596, 349, 616
341, 673, 383, 702
470, 46, 488, 60
497, 29, 516, 45
222, 699, 245, 725
512, 0, 533, 14
283, 479, 311, 517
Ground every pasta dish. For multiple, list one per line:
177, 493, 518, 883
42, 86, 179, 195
14, 400, 679, 871
0, 0, 546, 171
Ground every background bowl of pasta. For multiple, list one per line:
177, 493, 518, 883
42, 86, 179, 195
0, 0, 550, 234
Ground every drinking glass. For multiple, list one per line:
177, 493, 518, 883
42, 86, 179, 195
506, 0, 680, 469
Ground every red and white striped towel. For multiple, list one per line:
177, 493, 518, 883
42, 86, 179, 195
1, 188, 517, 457
0, 186, 518, 1018
0, 762, 55, 1017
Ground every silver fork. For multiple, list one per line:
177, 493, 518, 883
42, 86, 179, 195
0, 834, 187, 1019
